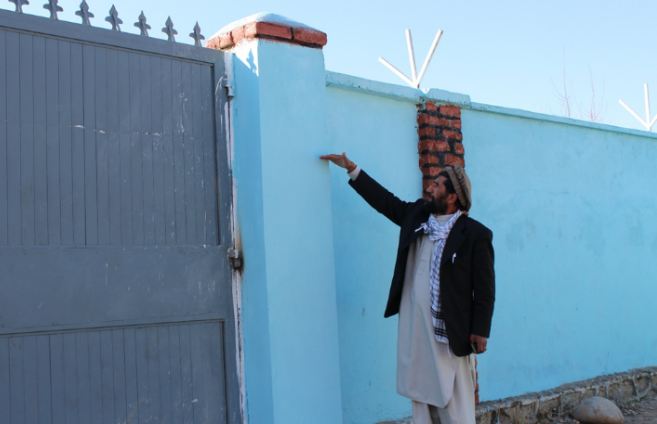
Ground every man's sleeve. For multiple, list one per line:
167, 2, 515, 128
471, 229, 495, 338
348, 170, 414, 227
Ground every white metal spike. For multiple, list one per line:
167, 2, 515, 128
378, 57, 416, 88
619, 82, 657, 131
416, 29, 443, 86
405, 29, 418, 84
379, 28, 444, 90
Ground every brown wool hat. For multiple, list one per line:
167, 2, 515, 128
443, 166, 472, 211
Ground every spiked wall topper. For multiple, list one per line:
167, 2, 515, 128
134, 11, 150, 36
43, 0, 62, 20
75, 0, 94, 25
9, 0, 29, 13
162, 16, 177, 42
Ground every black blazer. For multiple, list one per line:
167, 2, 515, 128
349, 170, 495, 357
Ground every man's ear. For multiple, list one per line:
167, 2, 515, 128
447, 192, 459, 206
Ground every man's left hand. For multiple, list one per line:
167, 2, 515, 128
469, 334, 488, 353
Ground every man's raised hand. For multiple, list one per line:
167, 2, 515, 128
320, 152, 357, 173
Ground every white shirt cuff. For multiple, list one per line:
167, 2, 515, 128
348, 166, 361, 181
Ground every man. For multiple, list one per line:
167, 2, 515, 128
320, 153, 495, 424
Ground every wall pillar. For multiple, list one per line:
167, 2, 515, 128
417, 101, 465, 191
208, 14, 343, 424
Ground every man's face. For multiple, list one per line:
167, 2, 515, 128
425, 176, 450, 214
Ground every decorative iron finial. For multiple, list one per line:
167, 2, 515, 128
134, 11, 151, 36
162, 17, 177, 42
43, 0, 63, 20
190, 22, 205, 47
9, 0, 29, 13
105, 5, 123, 31
75, 0, 94, 25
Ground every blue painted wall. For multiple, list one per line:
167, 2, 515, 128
324, 75, 657, 423
228, 31, 657, 424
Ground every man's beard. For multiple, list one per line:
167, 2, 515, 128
428, 194, 448, 215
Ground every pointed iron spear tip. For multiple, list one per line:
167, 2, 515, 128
162, 16, 178, 42
189, 22, 205, 47
9, 0, 29, 13
43, 0, 63, 20
134, 11, 151, 36
105, 4, 123, 32
75, 0, 94, 26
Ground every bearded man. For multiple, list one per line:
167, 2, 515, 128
320, 153, 495, 424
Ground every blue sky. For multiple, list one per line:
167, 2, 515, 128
5, 0, 657, 131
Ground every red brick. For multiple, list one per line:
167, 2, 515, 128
447, 119, 462, 129
231, 26, 246, 44
418, 114, 444, 126
419, 140, 450, 153
453, 142, 465, 155
245, 22, 293, 40
207, 33, 234, 50
442, 130, 463, 141
419, 127, 436, 138
293, 28, 328, 47
438, 105, 461, 119
423, 101, 439, 112
444, 154, 465, 167
419, 154, 440, 168
424, 166, 442, 178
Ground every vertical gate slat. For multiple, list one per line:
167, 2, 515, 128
49, 334, 65, 423
107, 49, 121, 245
180, 324, 195, 424
129, 52, 144, 245
118, 50, 133, 245
147, 328, 162, 423
141, 55, 156, 245
0, 30, 8, 245
200, 65, 218, 245
135, 327, 151, 423
22, 336, 39, 423
6, 31, 21, 245
152, 56, 166, 245
88, 331, 104, 421
70, 43, 86, 245
33, 35, 49, 245
172, 59, 186, 245
20, 33, 36, 246
190, 64, 204, 245
168, 325, 185, 423
162, 58, 176, 245
111, 329, 128, 423
45, 37, 62, 245
158, 326, 173, 424
0, 338, 10, 421
182, 62, 196, 244
83, 44, 98, 245
9, 337, 26, 424
100, 330, 116, 424
96, 48, 110, 245
57, 40, 74, 245
123, 328, 139, 424
74, 332, 91, 424
36, 335, 53, 423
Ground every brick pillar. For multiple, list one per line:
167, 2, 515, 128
417, 101, 464, 191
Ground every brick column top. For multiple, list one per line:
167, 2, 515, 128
207, 12, 327, 50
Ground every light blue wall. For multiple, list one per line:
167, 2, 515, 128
324, 75, 657, 423
230, 39, 343, 424
228, 30, 657, 424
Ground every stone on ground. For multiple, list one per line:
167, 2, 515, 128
573, 396, 624, 423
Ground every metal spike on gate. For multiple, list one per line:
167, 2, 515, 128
105, 5, 123, 31
134, 11, 151, 36
75, 0, 94, 25
162, 17, 177, 42
190, 22, 205, 47
43, 0, 63, 20
8, 0, 29, 13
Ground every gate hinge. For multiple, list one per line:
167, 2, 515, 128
227, 247, 243, 270
220, 74, 234, 99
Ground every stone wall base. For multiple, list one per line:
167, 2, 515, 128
379, 367, 657, 424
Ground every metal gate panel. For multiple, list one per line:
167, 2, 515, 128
0, 7, 238, 424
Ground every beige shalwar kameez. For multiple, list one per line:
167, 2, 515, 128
396, 227, 476, 424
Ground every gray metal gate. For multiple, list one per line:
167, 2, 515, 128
0, 4, 240, 423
